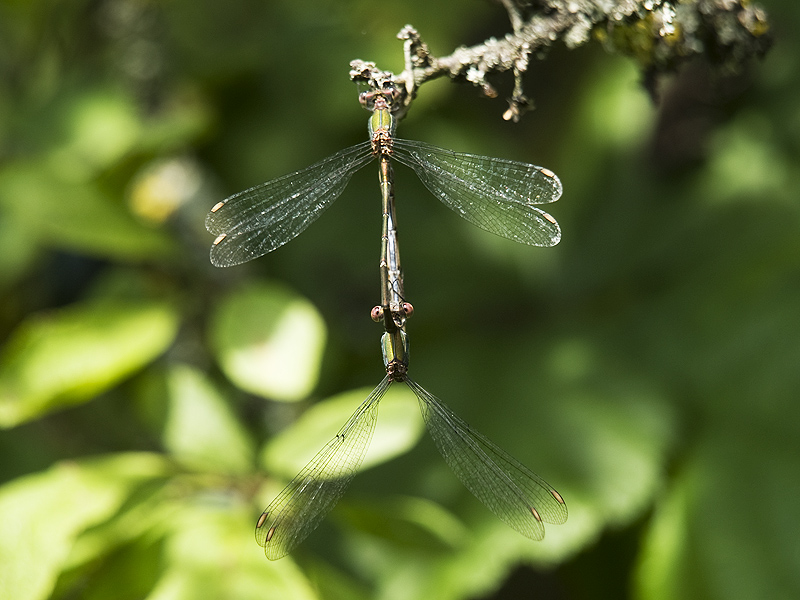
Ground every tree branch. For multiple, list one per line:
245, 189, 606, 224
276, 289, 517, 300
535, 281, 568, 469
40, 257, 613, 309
350, 0, 772, 120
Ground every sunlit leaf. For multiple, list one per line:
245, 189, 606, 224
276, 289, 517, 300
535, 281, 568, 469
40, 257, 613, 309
261, 383, 423, 479
0, 161, 175, 261
209, 281, 326, 402
62, 477, 176, 577
147, 499, 319, 600
163, 364, 255, 474
47, 89, 140, 179
0, 300, 180, 427
0, 453, 170, 600
129, 157, 204, 224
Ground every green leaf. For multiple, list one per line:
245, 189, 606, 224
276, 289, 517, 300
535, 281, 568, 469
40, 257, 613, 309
0, 204, 38, 290
47, 88, 141, 178
62, 477, 175, 577
0, 161, 175, 261
147, 499, 319, 600
0, 299, 180, 427
261, 382, 423, 479
301, 559, 371, 600
57, 536, 166, 600
337, 495, 468, 551
209, 281, 326, 402
0, 453, 170, 600
163, 364, 255, 474
635, 425, 800, 600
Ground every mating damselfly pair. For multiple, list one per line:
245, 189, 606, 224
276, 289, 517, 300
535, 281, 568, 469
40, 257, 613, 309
207, 83, 567, 559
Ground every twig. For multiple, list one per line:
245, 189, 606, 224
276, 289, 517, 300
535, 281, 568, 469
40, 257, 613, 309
350, 0, 771, 120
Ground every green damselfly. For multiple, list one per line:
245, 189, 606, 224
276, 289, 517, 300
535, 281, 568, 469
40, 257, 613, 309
249, 85, 567, 560
206, 85, 562, 267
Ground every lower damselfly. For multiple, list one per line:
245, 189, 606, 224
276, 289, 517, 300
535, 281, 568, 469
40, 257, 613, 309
205, 84, 562, 268
255, 343, 569, 560
253, 85, 567, 560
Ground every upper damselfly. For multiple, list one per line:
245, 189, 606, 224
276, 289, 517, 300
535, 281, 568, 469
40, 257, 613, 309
206, 84, 562, 268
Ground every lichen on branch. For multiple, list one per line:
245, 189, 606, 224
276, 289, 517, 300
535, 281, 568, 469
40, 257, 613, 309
350, 0, 772, 121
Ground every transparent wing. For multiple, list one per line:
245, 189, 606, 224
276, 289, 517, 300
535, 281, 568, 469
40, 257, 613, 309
406, 377, 567, 540
392, 139, 562, 247
206, 141, 374, 267
255, 376, 391, 560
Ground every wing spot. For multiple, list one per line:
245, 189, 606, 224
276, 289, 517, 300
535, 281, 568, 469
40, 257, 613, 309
550, 489, 565, 504
213, 233, 227, 246
266, 525, 277, 542
543, 213, 557, 225
211, 201, 225, 212
530, 506, 543, 522
256, 512, 268, 529
540, 168, 555, 179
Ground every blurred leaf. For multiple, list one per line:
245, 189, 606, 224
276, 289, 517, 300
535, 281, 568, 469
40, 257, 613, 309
553, 389, 674, 528
46, 88, 140, 179
702, 111, 794, 205
129, 156, 204, 224
0, 453, 170, 600
261, 382, 423, 479
209, 281, 326, 402
63, 477, 175, 575
633, 459, 695, 600
163, 364, 255, 474
337, 495, 468, 552
52, 481, 174, 600
301, 559, 370, 600
635, 425, 800, 600
57, 536, 166, 600
147, 499, 319, 600
137, 87, 214, 154
0, 299, 180, 427
0, 161, 175, 261
0, 205, 38, 289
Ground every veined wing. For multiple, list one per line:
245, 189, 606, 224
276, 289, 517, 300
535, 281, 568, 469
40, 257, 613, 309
207, 141, 374, 267
406, 378, 567, 540
392, 139, 562, 247
255, 375, 391, 560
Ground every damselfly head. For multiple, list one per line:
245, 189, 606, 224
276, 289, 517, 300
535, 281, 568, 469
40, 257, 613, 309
359, 82, 400, 112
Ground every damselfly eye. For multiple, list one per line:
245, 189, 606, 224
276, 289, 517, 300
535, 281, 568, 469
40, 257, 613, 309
402, 302, 414, 317
359, 91, 373, 109
370, 306, 383, 321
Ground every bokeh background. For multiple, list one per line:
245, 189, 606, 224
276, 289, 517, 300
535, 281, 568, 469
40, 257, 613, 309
1, 1, 797, 599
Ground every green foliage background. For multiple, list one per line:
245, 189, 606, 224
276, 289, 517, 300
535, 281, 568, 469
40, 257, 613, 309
0, 1, 797, 599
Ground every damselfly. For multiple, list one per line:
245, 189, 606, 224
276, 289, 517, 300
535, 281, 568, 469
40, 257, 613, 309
251, 85, 567, 560
206, 84, 562, 267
